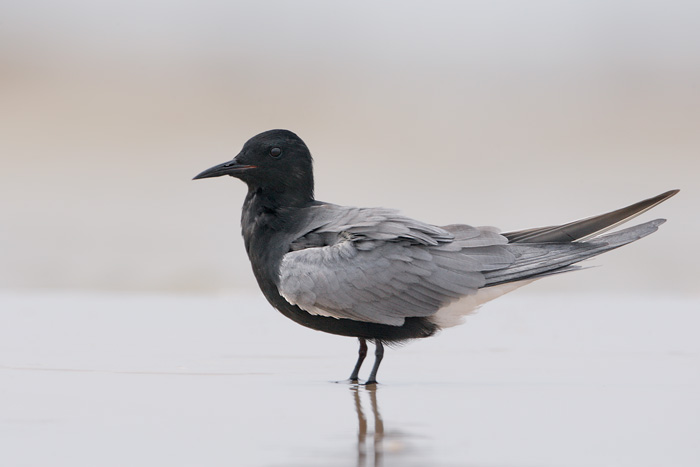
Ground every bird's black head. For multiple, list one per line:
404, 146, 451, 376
194, 129, 315, 206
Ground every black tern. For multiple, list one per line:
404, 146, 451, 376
194, 129, 678, 384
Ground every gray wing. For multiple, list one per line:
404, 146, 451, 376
277, 195, 672, 326
503, 190, 678, 243
278, 205, 514, 326
485, 218, 665, 286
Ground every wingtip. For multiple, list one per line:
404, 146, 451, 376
504, 189, 677, 244
661, 189, 680, 198
645, 189, 679, 208
649, 218, 667, 228
594, 218, 667, 247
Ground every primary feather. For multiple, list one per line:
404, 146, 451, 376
503, 190, 677, 243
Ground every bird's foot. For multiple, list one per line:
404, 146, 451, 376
333, 378, 362, 385
331, 378, 379, 386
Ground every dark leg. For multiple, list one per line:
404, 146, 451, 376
349, 338, 368, 382
365, 340, 384, 385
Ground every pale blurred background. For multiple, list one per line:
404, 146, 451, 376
3, 4, 699, 466
1, 0, 698, 296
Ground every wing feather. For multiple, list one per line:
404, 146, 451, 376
278, 206, 512, 326
503, 190, 678, 243
277, 202, 670, 327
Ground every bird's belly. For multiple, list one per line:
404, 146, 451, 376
428, 279, 536, 328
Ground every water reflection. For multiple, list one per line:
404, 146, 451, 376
352, 385, 393, 467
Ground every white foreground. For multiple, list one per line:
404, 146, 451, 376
1, 290, 698, 467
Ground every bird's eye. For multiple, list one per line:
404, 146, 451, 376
270, 147, 282, 158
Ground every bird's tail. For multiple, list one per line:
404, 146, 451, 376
502, 189, 678, 243
483, 218, 665, 286
432, 191, 677, 328
483, 189, 678, 287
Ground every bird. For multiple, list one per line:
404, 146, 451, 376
193, 129, 678, 384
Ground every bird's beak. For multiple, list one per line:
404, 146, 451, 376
192, 158, 257, 180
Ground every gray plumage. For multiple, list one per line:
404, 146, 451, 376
503, 190, 676, 243
277, 196, 671, 327
279, 205, 512, 325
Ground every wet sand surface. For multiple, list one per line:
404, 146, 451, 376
2, 291, 698, 466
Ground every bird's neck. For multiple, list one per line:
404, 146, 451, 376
239, 187, 315, 301
244, 185, 313, 212
240, 187, 313, 260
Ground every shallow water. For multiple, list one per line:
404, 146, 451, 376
2, 291, 699, 466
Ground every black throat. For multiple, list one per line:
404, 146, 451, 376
242, 188, 302, 279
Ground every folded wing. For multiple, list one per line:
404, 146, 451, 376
503, 190, 678, 243
278, 205, 514, 326
277, 190, 675, 327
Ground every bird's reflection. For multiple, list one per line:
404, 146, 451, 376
351, 385, 384, 467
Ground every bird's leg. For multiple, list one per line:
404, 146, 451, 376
349, 338, 368, 382
364, 340, 384, 385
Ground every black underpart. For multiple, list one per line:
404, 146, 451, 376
270, 297, 440, 342
241, 190, 441, 343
